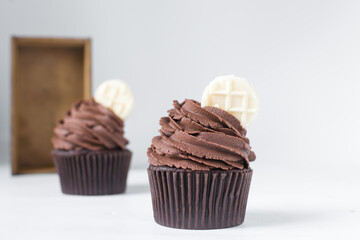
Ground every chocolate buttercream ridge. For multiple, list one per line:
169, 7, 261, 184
52, 98, 128, 151
148, 99, 255, 170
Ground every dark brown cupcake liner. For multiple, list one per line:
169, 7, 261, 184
52, 149, 131, 195
148, 165, 253, 229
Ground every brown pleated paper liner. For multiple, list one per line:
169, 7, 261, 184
148, 165, 253, 229
52, 149, 131, 195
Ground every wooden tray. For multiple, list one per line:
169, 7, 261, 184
11, 37, 91, 174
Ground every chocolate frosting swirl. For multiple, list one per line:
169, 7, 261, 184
52, 98, 129, 151
148, 99, 256, 171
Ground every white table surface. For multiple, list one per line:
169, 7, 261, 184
0, 162, 359, 240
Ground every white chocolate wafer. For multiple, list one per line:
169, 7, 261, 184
201, 75, 259, 128
94, 79, 134, 120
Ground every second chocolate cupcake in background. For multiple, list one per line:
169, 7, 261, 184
51, 79, 134, 195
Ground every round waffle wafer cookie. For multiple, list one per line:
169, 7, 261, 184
201, 75, 259, 128
94, 79, 134, 120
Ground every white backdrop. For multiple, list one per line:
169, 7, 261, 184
0, 0, 359, 171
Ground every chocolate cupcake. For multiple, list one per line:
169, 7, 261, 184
52, 80, 134, 195
147, 75, 258, 229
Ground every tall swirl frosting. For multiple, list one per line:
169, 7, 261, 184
52, 98, 128, 151
148, 99, 256, 171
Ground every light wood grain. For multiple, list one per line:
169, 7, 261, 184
11, 37, 91, 175
83, 39, 91, 99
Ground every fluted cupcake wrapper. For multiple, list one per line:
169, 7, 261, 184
52, 150, 131, 195
148, 165, 253, 229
